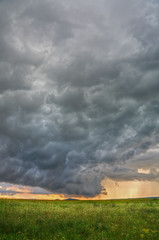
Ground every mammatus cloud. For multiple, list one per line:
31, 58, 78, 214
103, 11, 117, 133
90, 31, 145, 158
0, 0, 159, 196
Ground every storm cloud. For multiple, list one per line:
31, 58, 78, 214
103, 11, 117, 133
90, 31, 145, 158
0, 0, 159, 196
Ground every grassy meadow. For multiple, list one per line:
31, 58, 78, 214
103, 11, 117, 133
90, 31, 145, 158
0, 198, 159, 240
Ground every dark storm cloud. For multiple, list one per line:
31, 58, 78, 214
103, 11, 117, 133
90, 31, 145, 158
0, 0, 159, 196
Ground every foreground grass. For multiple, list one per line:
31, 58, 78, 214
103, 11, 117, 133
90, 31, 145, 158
0, 198, 159, 240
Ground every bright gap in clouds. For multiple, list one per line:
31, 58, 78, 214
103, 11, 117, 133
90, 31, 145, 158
1, 179, 159, 200
102, 178, 159, 199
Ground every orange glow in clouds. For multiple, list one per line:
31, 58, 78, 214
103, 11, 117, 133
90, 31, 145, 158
102, 178, 159, 199
1, 176, 159, 200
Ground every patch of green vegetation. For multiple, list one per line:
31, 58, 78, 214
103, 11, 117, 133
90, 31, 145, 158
0, 198, 159, 240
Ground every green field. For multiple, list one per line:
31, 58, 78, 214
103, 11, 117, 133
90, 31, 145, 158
0, 198, 159, 240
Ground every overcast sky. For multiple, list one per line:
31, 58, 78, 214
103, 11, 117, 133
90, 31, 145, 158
0, 0, 159, 197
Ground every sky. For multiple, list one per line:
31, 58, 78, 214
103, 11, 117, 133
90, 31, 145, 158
0, 0, 159, 200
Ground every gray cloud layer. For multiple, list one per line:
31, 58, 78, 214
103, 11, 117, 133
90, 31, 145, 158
0, 0, 159, 196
